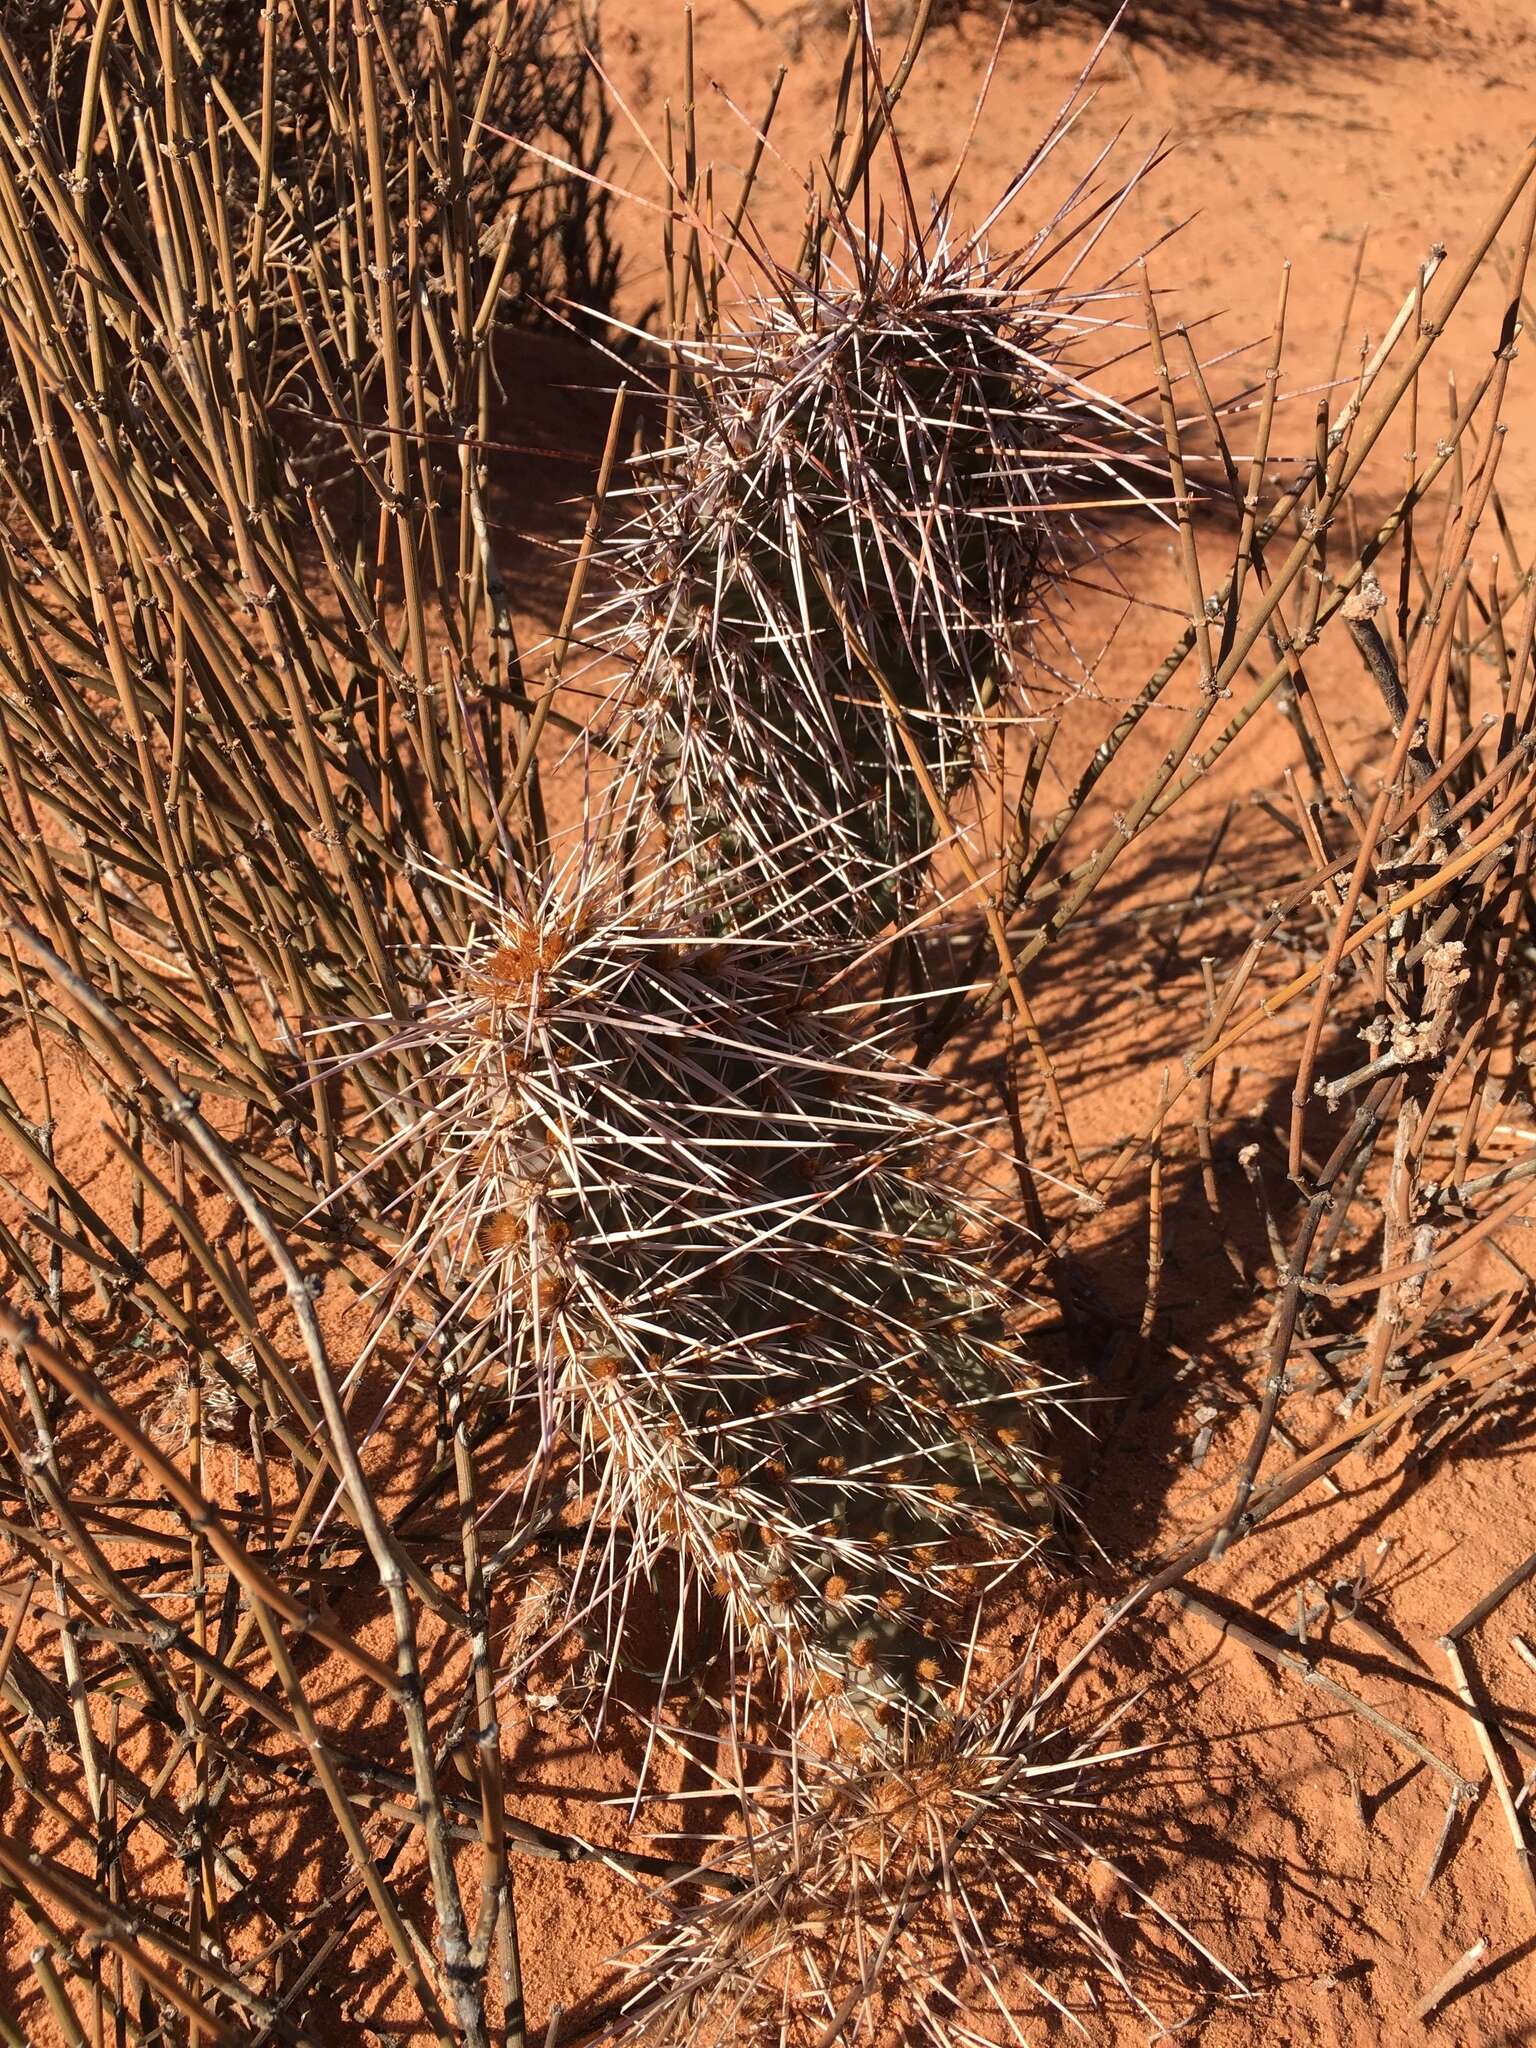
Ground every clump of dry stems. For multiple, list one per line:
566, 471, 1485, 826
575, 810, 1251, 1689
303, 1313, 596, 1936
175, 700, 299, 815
0, 0, 615, 445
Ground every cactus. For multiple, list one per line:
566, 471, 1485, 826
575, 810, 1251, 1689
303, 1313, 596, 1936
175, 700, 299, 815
613, 1676, 1194, 2045
366, 849, 1063, 1717
590, 217, 1148, 936
360, 206, 1147, 1731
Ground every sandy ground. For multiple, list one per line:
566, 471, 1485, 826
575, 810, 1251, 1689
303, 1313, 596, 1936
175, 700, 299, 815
3, 0, 1536, 2042
567, 4, 1536, 2038
542, 0, 1536, 2037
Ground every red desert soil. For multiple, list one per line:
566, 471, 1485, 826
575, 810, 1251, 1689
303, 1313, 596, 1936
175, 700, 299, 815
583, 6, 1536, 2040
4, 1, 1536, 2042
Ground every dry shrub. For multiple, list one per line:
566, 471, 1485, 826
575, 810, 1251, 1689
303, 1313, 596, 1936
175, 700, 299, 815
0, 0, 614, 449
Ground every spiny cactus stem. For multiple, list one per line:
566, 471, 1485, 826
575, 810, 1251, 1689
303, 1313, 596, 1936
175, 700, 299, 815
816, 560, 1083, 1177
